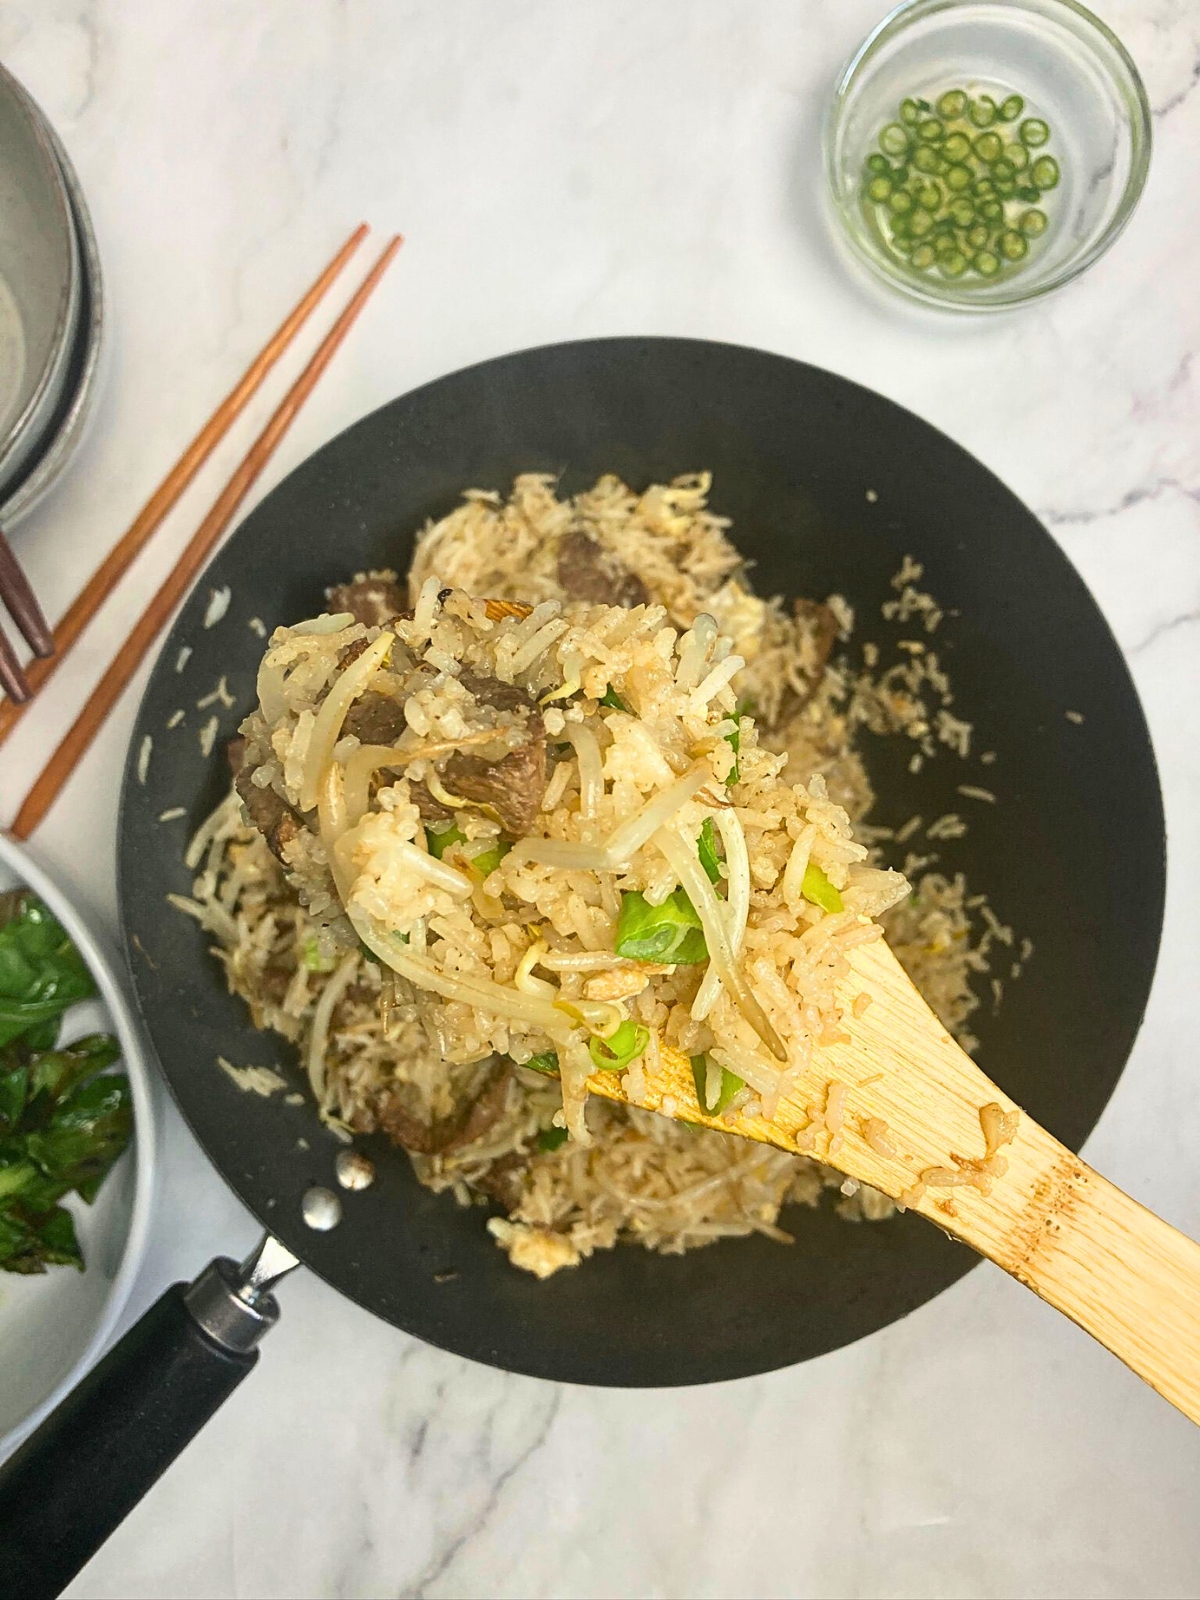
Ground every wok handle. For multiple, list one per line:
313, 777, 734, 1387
0, 1250, 287, 1600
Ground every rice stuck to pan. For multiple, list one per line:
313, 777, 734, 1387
177, 473, 1004, 1276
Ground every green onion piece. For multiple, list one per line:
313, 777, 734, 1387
697, 818, 722, 884
879, 123, 909, 156
865, 175, 892, 203
992, 158, 1015, 182
900, 97, 922, 125
967, 222, 990, 251
600, 685, 629, 712
916, 117, 944, 143
999, 230, 1028, 261
973, 176, 995, 198
968, 95, 997, 127
999, 93, 1024, 121
908, 207, 934, 238
523, 1051, 561, 1077
1007, 142, 1029, 170
724, 724, 740, 784
949, 197, 975, 227
1015, 184, 1040, 203
1030, 154, 1060, 190
1019, 207, 1048, 236
801, 861, 844, 913
865, 152, 892, 176
690, 1054, 745, 1116
1020, 117, 1050, 148
887, 189, 914, 215
942, 131, 971, 162
944, 163, 972, 192
973, 131, 1003, 163
939, 250, 967, 277
469, 839, 512, 879
993, 176, 1015, 198
301, 937, 335, 973
980, 199, 1004, 222
588, 1019, 650, 1073
891, 162, 911, 185
426, 823, 465, 859
537, 1125, 569, 1152
911, 242, 937, 271
936, 89, 967, 119
914, 181, 941, 210
974, 249, 1001, 277
912, 145, 941, 174
615, 890, 708, 964
915, 96, 932, 112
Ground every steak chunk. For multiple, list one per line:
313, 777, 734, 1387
228, 738, 306, 864
377, 1059, 513, 1155
341, 690, 408, 748
326, 576, 407, 628
557, 530, 648, 609
441, 673, 547, 835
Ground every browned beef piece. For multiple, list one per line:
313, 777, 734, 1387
377, 1058, 513, 1155
341, 690, 407, 748
227, 737, 306, 864
327, 576, 407, 628
441, 673, 547, 835
793, 598, 839, 680
557, 530, 648, 609
473, 1152, 527, 1209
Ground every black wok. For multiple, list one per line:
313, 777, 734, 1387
0, 338, 1165, 1595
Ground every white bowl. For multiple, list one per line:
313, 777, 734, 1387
0, 836, 157, 1459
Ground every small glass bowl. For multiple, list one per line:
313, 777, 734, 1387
824, 0, 1151, 311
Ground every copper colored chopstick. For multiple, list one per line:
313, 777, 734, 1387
0, 223, 368, 748
10, 235, 403, 842
0, 621, 31, 704
0, 527, 54, 657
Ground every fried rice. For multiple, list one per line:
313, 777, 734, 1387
175, 472, 1005, 1276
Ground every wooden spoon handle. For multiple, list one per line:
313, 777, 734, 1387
979, 1122, 1200, 1422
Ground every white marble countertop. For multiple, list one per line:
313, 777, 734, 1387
2, 0, 1199, 1594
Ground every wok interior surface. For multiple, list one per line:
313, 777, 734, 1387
118, 338, 1164, 1386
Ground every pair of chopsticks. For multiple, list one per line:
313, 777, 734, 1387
0, 530, 54, 703
2, 224, 402, 840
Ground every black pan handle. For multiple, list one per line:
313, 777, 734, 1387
0, 1238, 296, 1600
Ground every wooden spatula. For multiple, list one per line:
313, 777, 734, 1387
590, 935, 1200, 1425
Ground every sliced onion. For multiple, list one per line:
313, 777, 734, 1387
655, 825, 786, 1062
317, 763, 354, 902
349, 906, 572, 1035
306, 951, 359, 1109
299, 632, 392, 811
675, 613, 718, 691
391, 840, 474, 897
693, 806, 751, 1020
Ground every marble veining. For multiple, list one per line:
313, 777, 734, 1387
0, 1, 1197, 1595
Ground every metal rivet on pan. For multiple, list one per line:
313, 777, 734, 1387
301, 1185, 342, 1231
335, 1149, 375, 1191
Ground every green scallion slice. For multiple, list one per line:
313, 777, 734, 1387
426, 823, 465, 859
697, 818, 722, 885
615, 890, 707, 964
1020, 117, 1050, 148
991, 158, 1015, 182
900, 97, 923, 125
936, 89, 967, 120
942, 131, 971, 162
908, 207, 934, 238
999, 229, 1028, 261
537, 1126, 569, 1152
523, 1051, 561, 1077
1018, 207, 1048, 236
801, 862, 844, 914
600, 685, 629, 712
974, 249, 1000, 277
999, 94, 1025, 121
939, 249, 968, 278
945, 163, 972, 192
949, 197, 976, 227
968, 95, 997, 128
879, 123, 909, 156
912, 144, 941, 174
724, 723, 740, 784
916, 117, 945, 143
967, 222, 990, 251
1015, 184, 1040, 203
911, 242, 937, 271
1030, 154, 1060, 190
468, 839, 512, 879
588, 1019, 650, 1073
1007, 142, 1030, 171
915, 181, 941, 210
865, 152, 892, 176
690, 1054, 745, 1116
887, 189, 914, 215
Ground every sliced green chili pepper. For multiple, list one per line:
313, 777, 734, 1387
537, 1126, 570, 1153
1020, 117, 1050, 148
588, 1019, 650, 1073
615, 890, 707, 964
523, 1050, 561, 1077
697, 818, 722, 885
